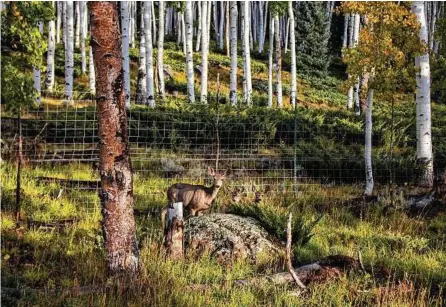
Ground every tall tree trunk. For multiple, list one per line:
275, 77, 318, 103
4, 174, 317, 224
347, 13, 355, 109
262, 2, 268, 53
89, 1, 139, 275
185, 1, 195, 103
213, 1, 218, 43
63, 1, 67, 47
225, 1, 230, 56
274, 15, 282, 107
258, 2, 264, 54
229, 1, 238, 106
218, 1, 225, 50
207, 1, 212, 46
342, 14, 349, 52
157, 1, 165, 98
201, 1, 209, 103
80, 1, 87, 74
243, 1, 252, 105
195, 2, 202, 52
65, 1, 74, 104
289, 2, 296, 109
412, 1, 434, 187
136, 8, 146, 105
33, 22, 43, 105
181, 13, 186, 54
284, 17, 290, 54
364, 88, 374, 196
151, 1, 156, 44
268, 14, 274, 108
130, 1, 135, 48
121, 1, 131, 109
89, 47, 95, 94
75, 1, 80, 48
144, 1, 155, 107
56, 1, 61, 44
46, 7, 56, 93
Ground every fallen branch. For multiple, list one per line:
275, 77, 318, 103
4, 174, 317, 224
286, 212, 306, 289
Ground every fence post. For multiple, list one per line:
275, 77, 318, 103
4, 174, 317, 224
164, 201, 184, 260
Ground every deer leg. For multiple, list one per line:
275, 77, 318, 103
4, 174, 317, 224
161, 205, 168, 231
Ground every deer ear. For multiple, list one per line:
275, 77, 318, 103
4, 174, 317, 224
208, 166, 215, 176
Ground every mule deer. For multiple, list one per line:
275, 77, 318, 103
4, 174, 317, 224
162, 167, 226, 229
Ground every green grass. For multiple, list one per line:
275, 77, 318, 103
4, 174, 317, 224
1, 161, 445, 306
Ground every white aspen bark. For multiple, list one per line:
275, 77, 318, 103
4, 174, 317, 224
213, 1, 218, 43
195, 3, 202, 52
158, 1, 165, 98
249, 3, 253, 51
151, 1, 156, 44
63, 1, 67, 47
182, 13, 186, 54
80, 1, 86, 74
46, 5, 56, 93
121, 1, 131, 109
274, 15, 282, 108
364, 88, 374, 196
258, 2, 264, 54
201, 1, 209, 103
284, 17, 290, 54
218, 1, 225, 50
225, 1, 230, 56
144, 1, 155, 107
243, 1, 252, 105
89, 47, 95, 94
412, 1, 434, 187
130, 1, 136, 48
75, 1, 80, 48
251, 2, 256, 46
429, 2, 436, 50
177, 11, 182, 45
262, 2, 268, 52
185, 1, 195, 103
241, 4, 247, 97
207, 1, 212, 46
353, 13, 361, 115
229, 1, 238, 106
56, 1, 61, 44
65, 1, 74, 104
33, 22, 43, 105
136, 10, 147, 105
289, 2, 296, 109
268, 15, 274, 108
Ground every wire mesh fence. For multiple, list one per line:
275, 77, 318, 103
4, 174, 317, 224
2, 92, 443, 213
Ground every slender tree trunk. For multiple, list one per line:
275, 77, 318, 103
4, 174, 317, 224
89, 47, 95, 94
225, 1, 230, 56
75, 1, 80, 48
181, 13, 186, 54
342, 14, 349, 53
89, 1, 139, 275
229, 1, 238, 106
157, 1, 165, 98
412, 1, 434, 187
243, 1, 252, 105
201, 1, 209, 103
218, 1, 225, 50
262, 2, 268, 53
195, 3, 202, 52
364, 88, 374, 196
46, 8, 56, 93
144, 1, 155, 107
185, 1, 195, 103
289, 2, 296, 109
136, 9, 146, 105
151, 1, 156, 44
268, 15, 274, 108
347, 14, 355, 109
63, 1, 67, 47
33, 22, 43, 105
258, 2, 264, 54
207, 1, 212, 46
56, 1, 61, 44
121, 1, 131, 109
80, 1, 87, 74
213, 1, 218, 43
241, 3, 247, 97
130, 1, 135, 48
65, 1, 74, 104
249, 3, 253, 51
274, 15, 282, 107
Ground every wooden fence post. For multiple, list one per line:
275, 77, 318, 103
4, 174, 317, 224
164, 202, 184, 260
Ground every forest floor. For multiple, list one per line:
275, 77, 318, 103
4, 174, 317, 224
2, 43, 446, 306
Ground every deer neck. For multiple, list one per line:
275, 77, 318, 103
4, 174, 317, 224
206, 184, 221, 203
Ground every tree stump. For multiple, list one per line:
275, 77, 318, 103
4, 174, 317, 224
164, 202, 184, 260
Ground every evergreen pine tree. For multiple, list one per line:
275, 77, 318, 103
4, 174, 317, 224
296, 1, 331, 76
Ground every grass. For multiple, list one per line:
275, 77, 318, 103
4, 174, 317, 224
1, 161, 445, 306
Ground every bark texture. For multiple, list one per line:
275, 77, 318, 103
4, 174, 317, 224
229, 1, 238, 106
65, 1, 74, 104
364, 88, 374, 196
185, 1, 195, 103
89, 1, 139, 275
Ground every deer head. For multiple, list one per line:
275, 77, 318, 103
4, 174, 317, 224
208, 167, 226, 190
